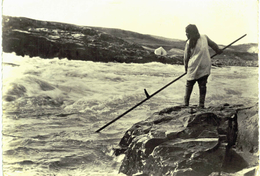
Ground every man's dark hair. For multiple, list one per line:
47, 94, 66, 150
186, 24, 200, 59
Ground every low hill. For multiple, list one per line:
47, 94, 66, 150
92, 27, 258, 54
92, 27, 186, 51
2, 16, 182, 64
2, 16, 258, 66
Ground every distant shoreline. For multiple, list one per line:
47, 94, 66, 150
2, 15, 258, 67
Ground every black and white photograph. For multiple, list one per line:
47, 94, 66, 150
1, 0, 259, 175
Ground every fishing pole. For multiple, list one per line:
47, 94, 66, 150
210, 34, 247, 58
95, 34, 247, 133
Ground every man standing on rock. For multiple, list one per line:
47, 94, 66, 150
184, 24, 222, 108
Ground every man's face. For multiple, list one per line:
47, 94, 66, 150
186, 32, 191, 39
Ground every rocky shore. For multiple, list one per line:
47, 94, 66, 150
2, 16, 259, 176
2, 16, 182, 64
2, 16, 258, 67
114, 103, 258, 176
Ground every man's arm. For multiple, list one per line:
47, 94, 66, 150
207, 36, 223, 54
184, 42, 189, 72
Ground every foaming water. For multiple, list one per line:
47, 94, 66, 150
2, 53, 258, 175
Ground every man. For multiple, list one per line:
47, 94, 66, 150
184, 24, 222, 108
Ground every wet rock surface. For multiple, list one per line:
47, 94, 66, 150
236, 104, 259, 153
116, 104, 258, 176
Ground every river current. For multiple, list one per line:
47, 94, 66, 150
2, 53, 258, 175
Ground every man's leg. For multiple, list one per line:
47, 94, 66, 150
184, 80, 196, 106
198, 75, 209, 108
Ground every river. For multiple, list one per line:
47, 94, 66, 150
2, 53, 258, 175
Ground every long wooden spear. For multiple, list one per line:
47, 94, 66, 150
95, 34, 246, 133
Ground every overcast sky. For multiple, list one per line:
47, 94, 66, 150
2, 0, 259, 45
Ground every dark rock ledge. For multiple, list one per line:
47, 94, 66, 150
114, 103, 259, 176
2, 16, 182, 64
